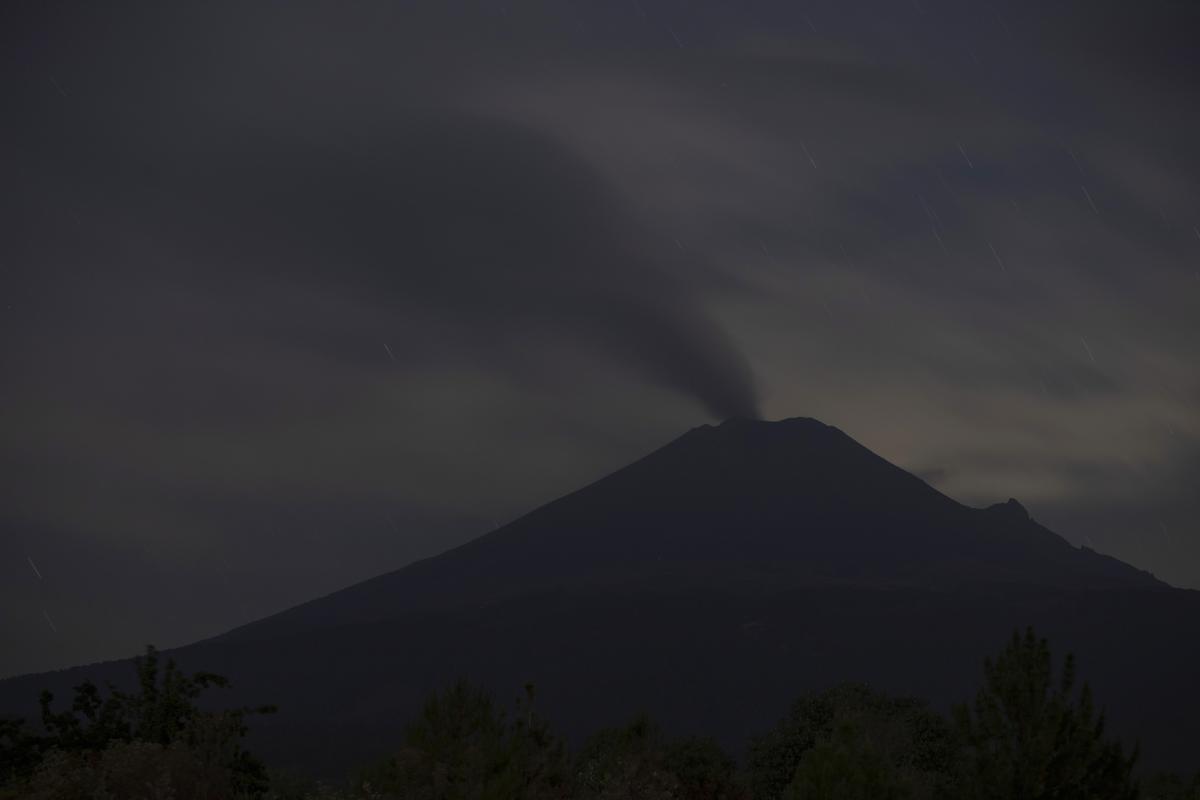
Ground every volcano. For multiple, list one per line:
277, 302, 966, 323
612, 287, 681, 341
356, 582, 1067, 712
2, 418, 1196, 776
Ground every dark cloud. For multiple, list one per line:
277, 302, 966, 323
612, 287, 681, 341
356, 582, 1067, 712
145, 112, 760, 419
2, 0, 1197, 676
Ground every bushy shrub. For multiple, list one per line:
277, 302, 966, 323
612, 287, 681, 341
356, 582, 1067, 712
782, 721, 911, 800
745, 683, 954, 800
1143, 771, 1200, 800
572, 714, 743, 800
20, 739, 236, 800
354, 681, 568, 800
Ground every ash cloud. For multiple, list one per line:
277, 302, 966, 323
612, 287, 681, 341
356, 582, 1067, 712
130, 112, 761, 420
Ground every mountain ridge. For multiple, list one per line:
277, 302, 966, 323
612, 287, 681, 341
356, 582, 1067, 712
1, 416, 1191, 777
209, 416, 1162, 647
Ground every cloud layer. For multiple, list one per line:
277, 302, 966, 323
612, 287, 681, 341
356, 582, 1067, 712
2, 0, 1197, 676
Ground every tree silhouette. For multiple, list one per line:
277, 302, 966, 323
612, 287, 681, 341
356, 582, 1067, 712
783, 721, 911, 800
9, 645, 276, 796
746, 683, 954, 800
952, 627, 1138, 800
357, 680, 568, 800
0, 718, 41, 787
1143, 770, 1200, 800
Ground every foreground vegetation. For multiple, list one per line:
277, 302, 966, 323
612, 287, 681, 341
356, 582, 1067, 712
1, 629, 1196, 799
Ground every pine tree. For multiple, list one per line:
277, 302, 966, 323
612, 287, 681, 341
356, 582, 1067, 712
952, 627, 1138, 800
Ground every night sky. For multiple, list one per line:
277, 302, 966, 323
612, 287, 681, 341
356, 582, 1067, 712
2, 0, 1198, 678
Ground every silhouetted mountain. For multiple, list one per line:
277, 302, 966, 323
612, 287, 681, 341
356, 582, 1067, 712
214, 418, 1162, 640
2, 418, 1195, 777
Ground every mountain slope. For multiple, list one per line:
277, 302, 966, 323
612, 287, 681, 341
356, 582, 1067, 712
1, 417, 1192, 778
216, 417, 1161, 643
